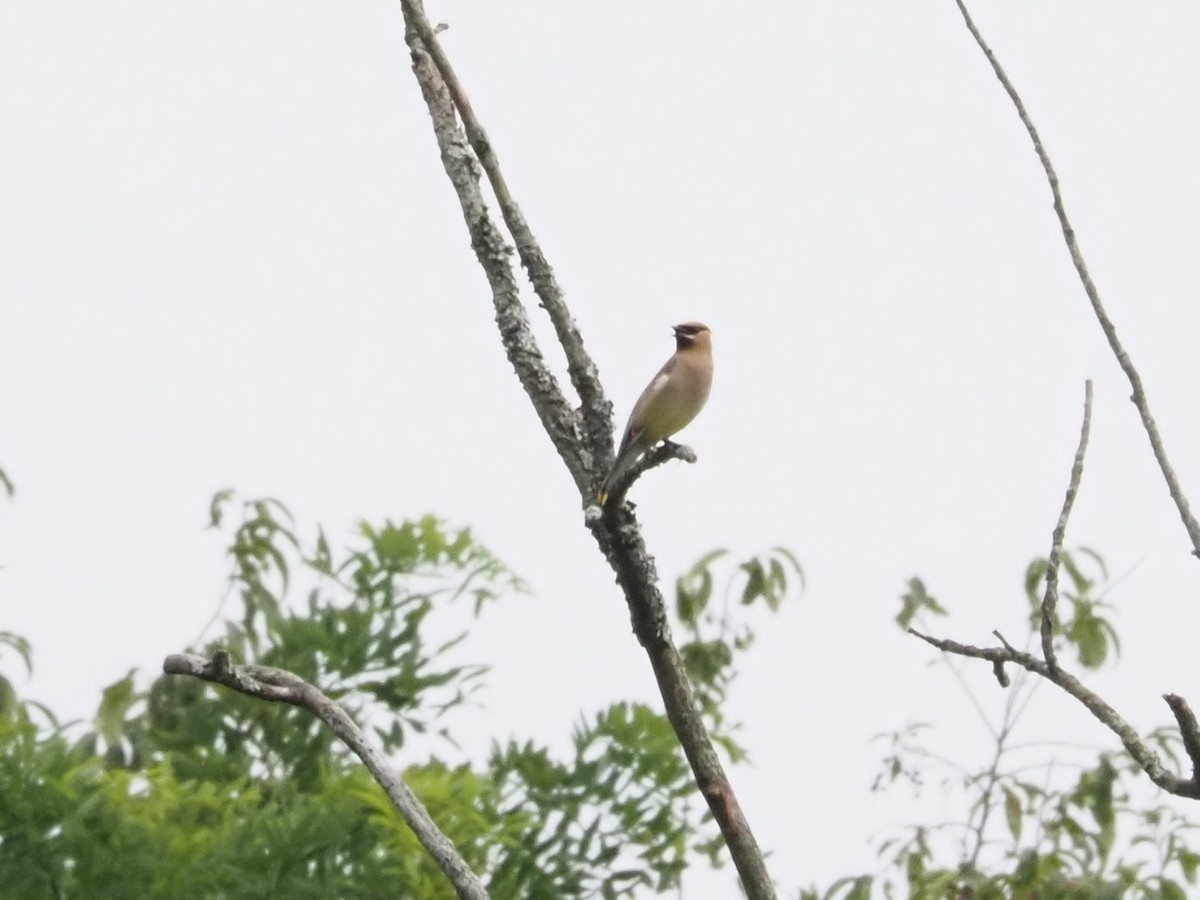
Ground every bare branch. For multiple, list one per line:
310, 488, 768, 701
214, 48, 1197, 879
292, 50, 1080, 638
1164, 693, 1200, 785
908, 631, 1200, 799
584, 440, 699, 515
955, 0, 1200, 560
402, 20, 589, 493
396, 3, 777, 895
1040, 381, 1093, 671
587, 504, 777, 897
163, 651, 491, 900
401, 0, 613, 473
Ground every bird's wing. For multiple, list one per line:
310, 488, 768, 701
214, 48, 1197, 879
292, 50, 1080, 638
616, 358, 676, 456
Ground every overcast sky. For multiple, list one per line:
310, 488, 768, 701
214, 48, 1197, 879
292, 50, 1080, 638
3, 0, 1200, 895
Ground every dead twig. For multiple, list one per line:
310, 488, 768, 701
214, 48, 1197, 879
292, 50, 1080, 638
1040, 381, 1093, 672
402, 2, 612, 475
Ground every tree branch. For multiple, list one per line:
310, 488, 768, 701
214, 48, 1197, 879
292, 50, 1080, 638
955, 0, 1200, 560
906, 632, 1200, 799
401, 12, 589, 493
397, 3, 777, 896
401, 0, 613, 476
587, 503, 777, 897
585, 440, 698, 514
162, 651, 491, 900
1040, 381, 1093, 672
1164, 693, 1200, 785
909, 382, 1200, 798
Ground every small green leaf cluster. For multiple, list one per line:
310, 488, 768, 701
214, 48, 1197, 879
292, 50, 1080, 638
675, 547, 804, 759
1024, 548, 1120, 669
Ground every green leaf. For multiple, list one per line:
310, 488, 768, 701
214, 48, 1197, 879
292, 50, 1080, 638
1068, 604, 1110, 669
771, 545, 806, 590
1060, 550, 1093, 598
1025, 558, 1048, 605
1075, 546, 1109, 581
208, 488, 234, 527
1178, 849, 1200, 882
1003, 787, 1023, 842
0, 631, 33, 676
896, 577, 946, 629
740, 559, 766, 606
822, 875, 873, 900
674, 549, 725, 626
95, 670, 138, 747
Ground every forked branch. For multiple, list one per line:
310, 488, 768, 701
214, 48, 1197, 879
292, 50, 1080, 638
907, 632, 1200, 799
915, 5, 1200, 794
913, 380, 1200, 795
402, 4, 612, 474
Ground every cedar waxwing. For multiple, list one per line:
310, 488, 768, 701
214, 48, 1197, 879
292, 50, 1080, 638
597, 322, 713, 505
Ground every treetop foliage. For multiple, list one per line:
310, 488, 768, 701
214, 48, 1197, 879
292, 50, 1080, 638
0, 492, 802, 899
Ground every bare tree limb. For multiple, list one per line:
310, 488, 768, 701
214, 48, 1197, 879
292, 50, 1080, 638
955, 0, 1200, 560
162, 651, 490, 900
401, 1, 613, 476
909, 383, 1200, 798
584, 440, 698, 514
397, 3, 777, 896
1040, 381, 1093, 672
906, 632, 1200, 799
587, 503, 776, 897
402, 28, 589, 493
1164, 693, 1200, 784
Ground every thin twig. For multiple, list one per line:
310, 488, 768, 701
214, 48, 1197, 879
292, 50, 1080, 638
401, 0, 613, 476
955, 0, 1200, 560
163, 651, 490, 900
908, 629, 1200, 799
966, 670, 1023, 869
941, 655, 1002, 741
1040, 381, 1093, 671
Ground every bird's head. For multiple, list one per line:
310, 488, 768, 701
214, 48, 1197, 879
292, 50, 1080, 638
672, 321, 711, 351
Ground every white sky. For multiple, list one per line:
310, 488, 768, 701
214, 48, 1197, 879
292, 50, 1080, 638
3, 0, 1200, 895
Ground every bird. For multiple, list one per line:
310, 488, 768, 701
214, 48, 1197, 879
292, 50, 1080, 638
597, 321, 713, 506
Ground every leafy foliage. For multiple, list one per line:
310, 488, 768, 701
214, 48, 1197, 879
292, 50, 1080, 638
896, 578, 947, 631
4, 483, 1195, 899
675, 546, 804, 760
0, 494, 798, 898
806, 549, 1200, 900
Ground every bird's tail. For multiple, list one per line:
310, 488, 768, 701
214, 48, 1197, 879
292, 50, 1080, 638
596, 445, 640, 506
